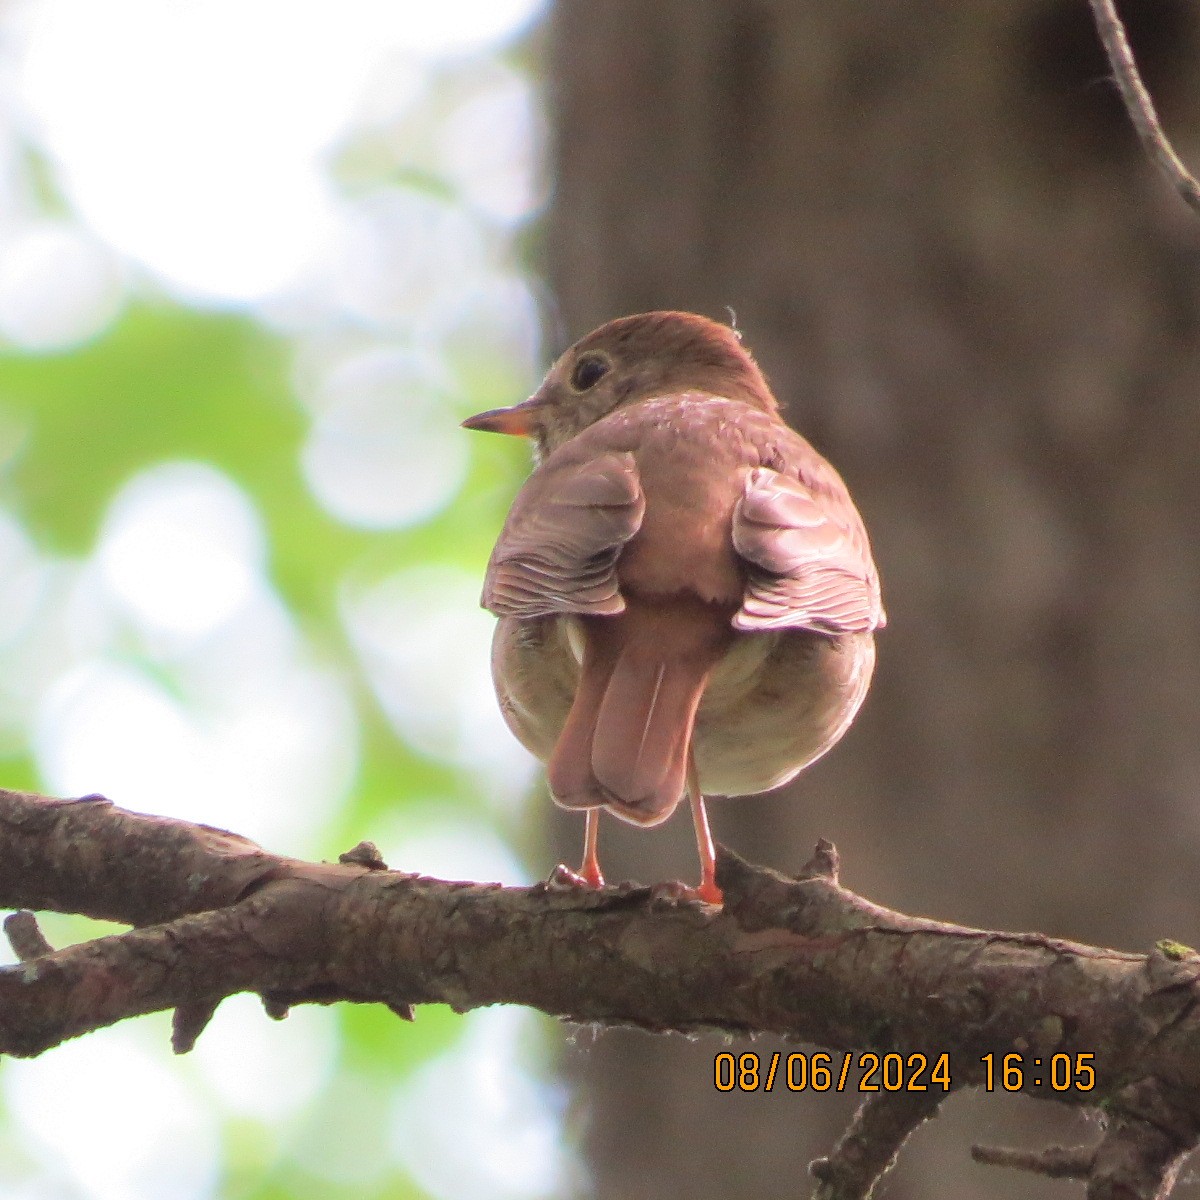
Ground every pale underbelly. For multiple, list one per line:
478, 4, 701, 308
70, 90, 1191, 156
491, 614, 875, 800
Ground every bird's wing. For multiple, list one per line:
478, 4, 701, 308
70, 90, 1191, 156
732, 465, 884, 634
482, 451, 646, 617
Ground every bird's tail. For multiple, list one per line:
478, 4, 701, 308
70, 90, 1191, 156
548, 597, 731, 825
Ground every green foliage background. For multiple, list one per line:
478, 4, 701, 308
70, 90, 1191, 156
0, 20, 564, 1199
0, 308, 559, 1200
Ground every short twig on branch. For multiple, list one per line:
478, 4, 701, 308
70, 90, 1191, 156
4, 910, 53, 961
1088, 0, 1200, 214
810, 1090, 944, 1200
971, 1142, 1094, 1180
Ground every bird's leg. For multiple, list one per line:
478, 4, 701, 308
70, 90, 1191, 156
546, 808, 606, 890
578, 807, 605, 888
686, 750, 723, 905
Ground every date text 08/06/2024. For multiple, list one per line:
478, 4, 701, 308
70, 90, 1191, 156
713, 1051, 1097, 1094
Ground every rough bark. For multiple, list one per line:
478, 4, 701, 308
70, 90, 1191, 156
542, 1, 1200, 1195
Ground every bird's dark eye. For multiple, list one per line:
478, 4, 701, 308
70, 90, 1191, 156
570, 354, 610, 391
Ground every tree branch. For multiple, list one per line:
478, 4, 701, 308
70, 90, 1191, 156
4, 788, 1200, 1192
3, 910, 53, 961
810, 1090, 944, 1199
971, 1141, 1094, 1180
1088, 0, 1200, 214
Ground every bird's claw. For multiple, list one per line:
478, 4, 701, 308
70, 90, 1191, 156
545, 862, 606, 891
691, 879, 724, 906
648, 879, 724, 907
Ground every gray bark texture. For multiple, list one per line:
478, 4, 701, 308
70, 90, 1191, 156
542, 1, 1200, 1195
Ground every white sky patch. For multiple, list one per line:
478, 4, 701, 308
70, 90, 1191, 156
35, 658, 205, 808
372, 807, 532, 885
33, 608, 357, 850
438, 67, 545, 225
0, 510, 51, 650
440, 271, 542, 400
0, 555, 94, 757
0, 220, 125, 351
96, 462, 265, 639
341, 565, 537, 810
12, 0, 340, 301
5, 0, 546, 304
192, 652, 359, 850
3, 1027, 221, 1200
340, 0, 546, 57
391, 1006, 573, 1200
301, 347, 469, 529
190, 996, 337, 1124
326, 189, 489, 333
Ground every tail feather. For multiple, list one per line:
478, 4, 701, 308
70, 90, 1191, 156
591, 651, 707, 824
547, 626, 619, 810
547, 597, 731, 826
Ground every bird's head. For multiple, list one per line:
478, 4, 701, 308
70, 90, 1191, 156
462, 310, 777, 458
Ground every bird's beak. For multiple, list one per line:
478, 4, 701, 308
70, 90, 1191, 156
461, 396, 541, 438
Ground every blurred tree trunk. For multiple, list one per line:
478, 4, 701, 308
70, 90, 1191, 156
542, 1, 1200, 1196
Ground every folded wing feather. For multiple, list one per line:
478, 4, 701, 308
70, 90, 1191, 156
732, 466, 884, 634
482, 451, 646, 618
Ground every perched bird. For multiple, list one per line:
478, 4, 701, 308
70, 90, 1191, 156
463, 311, 883, 904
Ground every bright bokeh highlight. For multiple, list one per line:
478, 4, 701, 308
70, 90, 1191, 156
0, 220, 125, 350
97, 461, 265, 637
9, 0, 545, 305
4, 1027, 221, 1200
391, 1007, 574, 1200
301, 348, 470, 529
342, 564, 538, 810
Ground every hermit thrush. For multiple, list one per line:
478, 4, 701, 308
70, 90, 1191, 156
463, 312, 883, 903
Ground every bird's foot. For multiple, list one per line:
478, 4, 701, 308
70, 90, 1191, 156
545, 862, 606, 891
647, 878, 724, 907
690, 878, 724, 906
